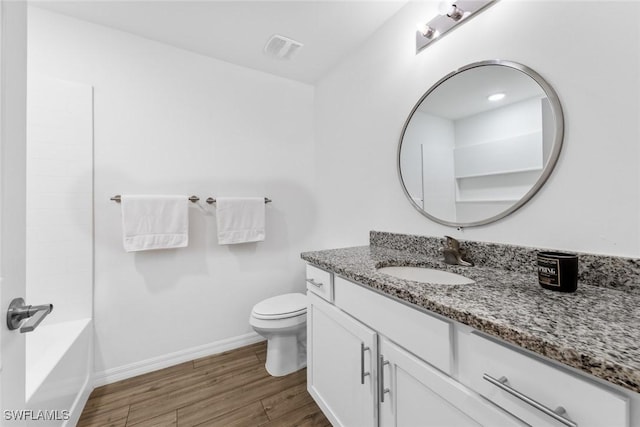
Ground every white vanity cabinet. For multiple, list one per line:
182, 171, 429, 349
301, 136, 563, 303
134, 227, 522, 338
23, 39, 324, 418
305, 266, 633, 427
307, 273, 523, 427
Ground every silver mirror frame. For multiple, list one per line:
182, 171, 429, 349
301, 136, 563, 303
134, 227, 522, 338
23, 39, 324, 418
397, 59, 564, 228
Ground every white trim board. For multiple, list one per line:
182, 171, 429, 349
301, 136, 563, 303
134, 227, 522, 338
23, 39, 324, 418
65, 373, 93, 427
93, 332, 265, 387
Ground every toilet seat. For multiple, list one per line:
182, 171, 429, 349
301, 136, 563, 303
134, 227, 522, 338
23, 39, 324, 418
251, 293, 307, 320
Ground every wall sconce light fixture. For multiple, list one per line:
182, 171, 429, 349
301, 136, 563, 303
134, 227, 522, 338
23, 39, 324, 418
416, 0, 497, 53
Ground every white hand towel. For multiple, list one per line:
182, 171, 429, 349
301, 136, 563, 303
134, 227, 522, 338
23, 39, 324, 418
216, 197, 265, 245
121, 195, 189, 252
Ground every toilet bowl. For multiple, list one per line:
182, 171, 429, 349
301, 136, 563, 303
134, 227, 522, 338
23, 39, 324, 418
249, 293, 307, 377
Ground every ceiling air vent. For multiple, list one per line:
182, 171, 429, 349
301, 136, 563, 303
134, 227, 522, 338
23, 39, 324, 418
264, 35, 303, 60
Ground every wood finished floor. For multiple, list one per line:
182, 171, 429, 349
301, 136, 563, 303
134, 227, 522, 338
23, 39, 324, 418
78, 341, 330, 427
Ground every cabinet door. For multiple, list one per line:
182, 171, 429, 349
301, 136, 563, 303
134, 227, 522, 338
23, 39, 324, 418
307, 292, 377, 427
379, 337, 524, 427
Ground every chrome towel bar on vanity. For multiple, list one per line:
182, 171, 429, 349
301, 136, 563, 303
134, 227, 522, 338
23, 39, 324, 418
110, 195, 272, 204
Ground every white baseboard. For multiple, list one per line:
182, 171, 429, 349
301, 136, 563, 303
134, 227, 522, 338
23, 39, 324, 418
93, 332, 264, 387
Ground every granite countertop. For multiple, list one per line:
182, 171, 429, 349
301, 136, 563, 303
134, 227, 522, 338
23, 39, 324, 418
301, 245, 640, 394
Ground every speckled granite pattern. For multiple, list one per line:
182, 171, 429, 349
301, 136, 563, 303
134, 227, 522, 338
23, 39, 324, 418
371, 231, 640, 293
301, 245, 640, 394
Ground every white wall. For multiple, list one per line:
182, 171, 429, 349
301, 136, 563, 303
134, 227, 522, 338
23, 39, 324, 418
28, 8, 316, 377
26, 76, 93, 325
314, 0, 640, 257
454, 97, 543, 148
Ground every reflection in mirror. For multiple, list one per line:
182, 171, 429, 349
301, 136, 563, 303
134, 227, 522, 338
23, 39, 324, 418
399, 60, 563, 227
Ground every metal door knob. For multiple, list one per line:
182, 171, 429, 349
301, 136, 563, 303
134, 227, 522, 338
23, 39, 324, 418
7, 298, 53, 333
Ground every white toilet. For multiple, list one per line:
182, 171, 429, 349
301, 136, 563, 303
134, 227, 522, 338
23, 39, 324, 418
249, 293, 307, 377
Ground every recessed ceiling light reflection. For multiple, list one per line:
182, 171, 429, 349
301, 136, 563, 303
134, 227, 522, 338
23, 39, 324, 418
487, 93, 506, 102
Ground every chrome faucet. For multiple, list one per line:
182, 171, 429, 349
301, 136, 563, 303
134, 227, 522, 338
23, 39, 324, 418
7, 298, 54, 333
442, 236, 474, 267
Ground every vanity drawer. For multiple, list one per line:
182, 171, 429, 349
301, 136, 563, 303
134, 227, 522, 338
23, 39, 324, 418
334, 276, 452, 374
458, 331, 629, 427
306, 264, 334, 302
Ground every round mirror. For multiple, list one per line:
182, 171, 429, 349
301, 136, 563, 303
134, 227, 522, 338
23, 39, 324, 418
398, 60, 564, 227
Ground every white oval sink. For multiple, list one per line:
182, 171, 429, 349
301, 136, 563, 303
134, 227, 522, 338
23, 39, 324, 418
377, 266, 475, 285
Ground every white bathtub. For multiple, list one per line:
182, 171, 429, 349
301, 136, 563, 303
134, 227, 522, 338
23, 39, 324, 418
26, 318, 93, 426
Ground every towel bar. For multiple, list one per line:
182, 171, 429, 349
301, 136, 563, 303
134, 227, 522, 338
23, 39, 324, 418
206, 197, 272, 204
110, 195, 200, 203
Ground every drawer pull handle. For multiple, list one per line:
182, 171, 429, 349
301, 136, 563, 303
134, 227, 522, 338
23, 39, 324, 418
306, 278, 324, 288
379, 355, 390, 403
483, 374, 577, 427
360, 343, 370, 385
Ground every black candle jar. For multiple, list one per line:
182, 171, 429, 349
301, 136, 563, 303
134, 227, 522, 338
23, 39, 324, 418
537, 251, 578, 293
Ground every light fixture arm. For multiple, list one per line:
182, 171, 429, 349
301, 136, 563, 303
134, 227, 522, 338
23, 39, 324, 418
416, 0, 498, 53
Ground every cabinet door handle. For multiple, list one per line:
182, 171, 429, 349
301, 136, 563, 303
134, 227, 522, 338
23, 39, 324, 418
378, 354, 390, 403
306, 278, 323, 288
360, 343, 370, 385
483, 374, 577, 427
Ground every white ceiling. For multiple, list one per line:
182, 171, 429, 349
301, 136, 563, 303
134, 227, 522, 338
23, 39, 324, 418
31, 0, 409, 84
418, 65, 546, 120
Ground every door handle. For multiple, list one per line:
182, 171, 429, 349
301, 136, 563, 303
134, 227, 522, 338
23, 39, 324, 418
379, 355, 390, 402
360, 343, 370, 385
483, 374, 577, 427
306, 278, 323, 288
7, 298, 53, 333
